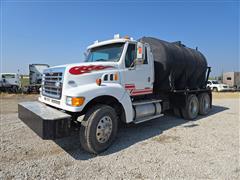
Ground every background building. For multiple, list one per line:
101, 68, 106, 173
222, 72, 240, 89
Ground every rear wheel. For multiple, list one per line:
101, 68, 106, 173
11, 85, 18, 93
80, 105, 118, 154
198, 93, 211, 115
181, 94, 199, 120
213, 87, 218, 92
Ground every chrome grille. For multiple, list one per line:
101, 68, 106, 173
42, 70, 64, 99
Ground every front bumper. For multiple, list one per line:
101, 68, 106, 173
38, 95, 84, 112
18, 101, 72, 139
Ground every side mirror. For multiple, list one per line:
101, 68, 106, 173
137, 42, 143, 59
136, 42, 144, 64
128, 42, 145, 70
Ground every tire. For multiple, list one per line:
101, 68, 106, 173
173, 107, 182, 118
10, 86, 16, 93
198, 93, 211, 115
79, 105, 118, 154
213, 87, 218, 92
181, 94, 199, 120
13, 86, 19, 93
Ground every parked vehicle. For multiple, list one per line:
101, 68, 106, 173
207, 80, 233, 92
18, 35, 212, 154
222, 72, 240, 90
22, 64, 49, 93
0, 73, 20, 92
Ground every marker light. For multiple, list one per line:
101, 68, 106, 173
124, 35, 130, 39
96, 78, 102, 86
114, 73, 118, 81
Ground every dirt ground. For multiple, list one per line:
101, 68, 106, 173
212, 92, 240, 99
0, 92, 239, 179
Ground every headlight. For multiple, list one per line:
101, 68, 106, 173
66, 96, 85, 106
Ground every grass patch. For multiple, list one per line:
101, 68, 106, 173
20, 78, 29, 87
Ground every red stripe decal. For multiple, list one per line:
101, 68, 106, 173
131, 88, 153, 96
132, 90, 152, 93
125, 84, 153, 96
125, 84, 135, 89
132, 89, 152, 93
69, 65, 114, 75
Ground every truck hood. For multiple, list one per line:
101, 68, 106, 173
44, 61, 119, 95
51, 61, 118, 70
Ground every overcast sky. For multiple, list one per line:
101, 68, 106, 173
1, 0, 239, 76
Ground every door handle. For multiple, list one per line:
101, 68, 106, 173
148, 77, 150, 82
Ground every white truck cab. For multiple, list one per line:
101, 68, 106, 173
39, 35, 154, 124
19, 35, 212, 154
0, 73, 20, 92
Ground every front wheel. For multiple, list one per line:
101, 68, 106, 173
80, 105, 118, 154
212, 87, 218, 92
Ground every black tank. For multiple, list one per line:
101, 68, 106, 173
139, 37, 208, 92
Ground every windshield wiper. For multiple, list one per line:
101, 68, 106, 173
95, 59, 108, 62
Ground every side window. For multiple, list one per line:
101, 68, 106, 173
125, 44, 136, 68
143, 47, 148, 64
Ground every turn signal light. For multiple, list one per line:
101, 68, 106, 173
72, 97, 85, 106
66, 97, 85, 106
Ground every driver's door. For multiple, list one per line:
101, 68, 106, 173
122, 43, 153, 96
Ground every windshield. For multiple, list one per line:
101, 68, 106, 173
85, 43, 124, 62
2, 74, 15, 78
212, 81, 219, 84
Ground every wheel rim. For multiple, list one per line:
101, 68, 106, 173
96, 116, 113, 143
190, 99, 198, 116
203, 96, 210, 112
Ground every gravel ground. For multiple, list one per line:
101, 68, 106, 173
0, 94, 239, 179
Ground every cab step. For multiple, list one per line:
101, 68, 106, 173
133, 114, 164, 124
